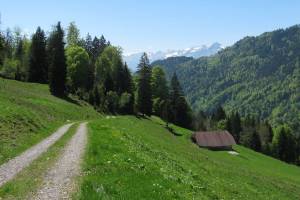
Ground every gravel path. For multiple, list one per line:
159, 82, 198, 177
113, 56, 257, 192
34, 122, 87, 200
0, 123, 73, 187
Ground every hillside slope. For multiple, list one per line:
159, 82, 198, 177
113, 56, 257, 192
78, 116, 300, 199
0, 78, 99, 164
154, 25, 300, 132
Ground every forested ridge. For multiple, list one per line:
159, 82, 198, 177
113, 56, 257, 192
153, 25, 300, 134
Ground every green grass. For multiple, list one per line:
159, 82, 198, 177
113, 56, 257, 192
0, 123, 79, 199
1, 78, 300, 199
0, 78, 99, 165
78, 116, 300, 200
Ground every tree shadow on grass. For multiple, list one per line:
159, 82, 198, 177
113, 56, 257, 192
58, 95, 81, 106
165, 125, 183, 136
135, 113, 151, 120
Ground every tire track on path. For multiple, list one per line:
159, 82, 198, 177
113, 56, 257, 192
34, 122, 87, 200
0, 123, 73, 187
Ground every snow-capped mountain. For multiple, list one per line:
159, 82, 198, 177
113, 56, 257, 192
124, 42, 223, 71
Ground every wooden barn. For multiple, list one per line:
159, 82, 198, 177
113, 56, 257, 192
192, 131, 236, 150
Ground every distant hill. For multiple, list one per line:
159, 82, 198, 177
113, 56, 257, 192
154, 25, 300, 133
124, 43, 222, 71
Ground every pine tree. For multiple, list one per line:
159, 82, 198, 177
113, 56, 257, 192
123, 63, 133, 93
122, 63, 134, 113
48, 22, 67, 97
230, 112, 242, 143
91, 36, 103, 62
99, 35, 108, 54
274, 126, 297, 163
249, 130, 261, 152
169, 72, 192, 128
28, 27, 48, 83
84, 33, 93, 57
137, 53, 152, 116
266, 121, 274, 143
161, 99, 171, 127
174, 95, 192, 128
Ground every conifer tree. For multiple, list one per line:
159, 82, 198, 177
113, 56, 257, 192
230, 112, 242, 143
123, 63, 133, 93
265, 121, 274, 143
137, 53, 152, 116
169, 72, 192, 128
28, 27, 48, 83
91, 35, 108, 63
274, 126, 297, 163
249, 130, 261, 152
121, 62, 134, 114
48, 22, 67, 96
84, 33, 93, 57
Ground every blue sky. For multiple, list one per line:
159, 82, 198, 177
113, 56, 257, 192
1, 0, 300, 53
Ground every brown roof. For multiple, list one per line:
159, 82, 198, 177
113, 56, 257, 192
192, 131, 236, 147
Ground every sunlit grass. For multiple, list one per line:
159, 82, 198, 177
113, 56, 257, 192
0, 78, 99, 165
78, 116, 300, 200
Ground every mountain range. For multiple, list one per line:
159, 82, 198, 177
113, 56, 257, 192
123, 42, 223, 71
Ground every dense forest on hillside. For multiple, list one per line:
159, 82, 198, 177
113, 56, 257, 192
153, 25, 300, 134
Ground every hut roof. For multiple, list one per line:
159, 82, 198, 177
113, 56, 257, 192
192, 131, 236, 147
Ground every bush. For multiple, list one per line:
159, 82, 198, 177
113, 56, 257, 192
0, 58, 19, 79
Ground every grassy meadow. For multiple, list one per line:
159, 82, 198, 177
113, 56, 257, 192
78, 116, 300, 200
0, 77, 99, 165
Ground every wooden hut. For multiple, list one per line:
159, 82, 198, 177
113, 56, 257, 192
192, 131, 236, 150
